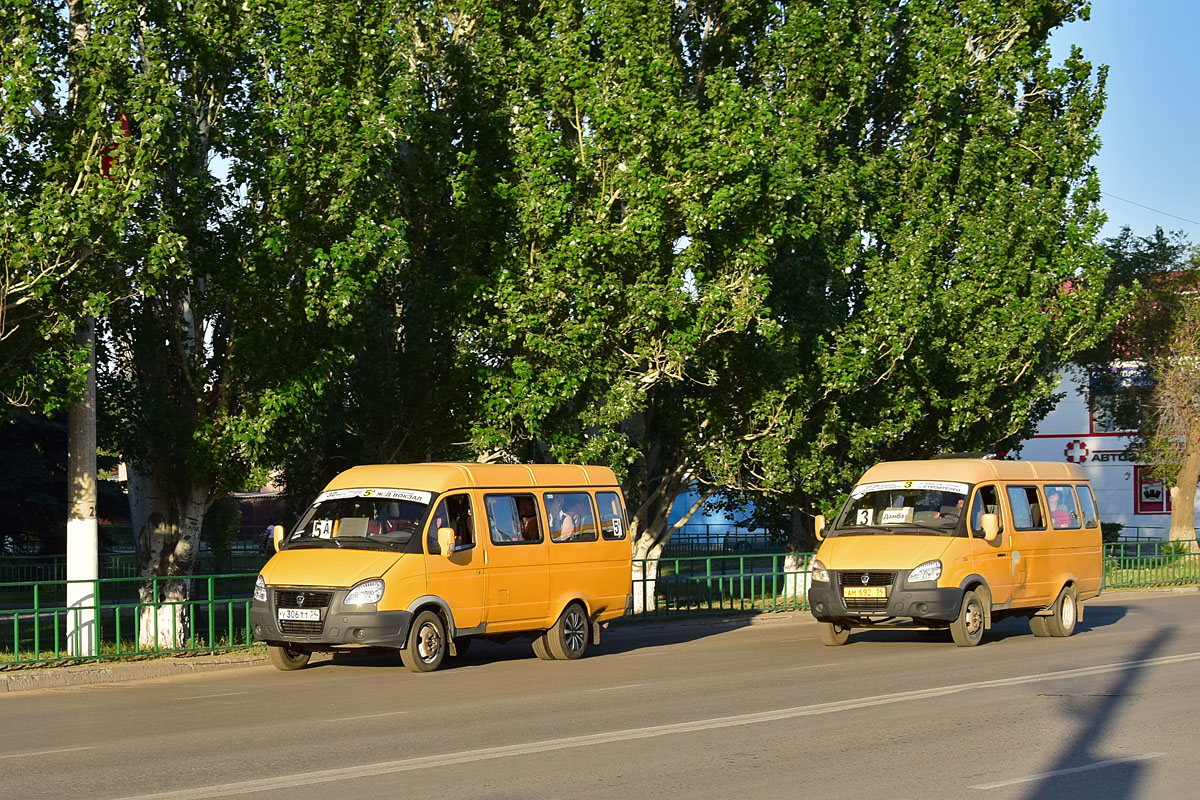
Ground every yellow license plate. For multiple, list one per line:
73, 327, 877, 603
843, 586, 886, 599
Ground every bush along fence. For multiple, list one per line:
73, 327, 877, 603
3, 546, 1200, 666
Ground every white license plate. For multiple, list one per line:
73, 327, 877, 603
278, 608, 320, 621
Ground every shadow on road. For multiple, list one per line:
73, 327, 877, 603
304, 615, 758, 671
1017, 630, 1170, 800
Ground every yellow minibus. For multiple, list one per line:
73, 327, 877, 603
808, 459, 1103, 647
250, 463, 632, 672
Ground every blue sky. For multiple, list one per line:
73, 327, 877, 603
1052, 1, 1200, 241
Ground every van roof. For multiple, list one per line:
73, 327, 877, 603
858, 459, 1089, 485
323, 463, 621, 494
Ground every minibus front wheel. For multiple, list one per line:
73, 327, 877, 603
402, 610, 447, 673
818, 622, 851, 646
267, 644, 311, 671
950, 589, 986, 647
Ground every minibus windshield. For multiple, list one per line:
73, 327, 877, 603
285, 488, 433, 550
831, 480, 969, 536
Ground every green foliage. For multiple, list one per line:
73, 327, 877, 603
6, 0, 1118, 560
467, 0, 1115, 534
1101, 521, 1124, 544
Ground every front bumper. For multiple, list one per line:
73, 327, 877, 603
251, 587, 412, 649
809, 573, 962, 624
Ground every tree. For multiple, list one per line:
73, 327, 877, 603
88, 0, 420, 645
1079, 228, 1200, 545
1, 0, 148, 416
467, 0, 1115, 600
279, 1, 513, 505
1140, 293, 1200, 545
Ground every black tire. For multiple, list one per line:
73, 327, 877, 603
1044, 585, 1078, 638
950, 589, 986, 647
818, 621, 851, 646
531, 633, 554, 660
401, 610, 447, 673
545, 602, 589, 660
267, 644, 310, 671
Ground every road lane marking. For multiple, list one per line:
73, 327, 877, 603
788, 663, 838, 671
970, 752, 1167, 789
585, 683, 646, 693
113, 650, 1200, 800
1, 746, 95, 760
177, 692, 248, 701
328, 711, 410, 722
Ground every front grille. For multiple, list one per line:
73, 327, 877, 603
275, 590, 333, 609
837, 571, 895, 610
280, 619, 325, 636
274, 590, 333, 638
840, 571, 895, 587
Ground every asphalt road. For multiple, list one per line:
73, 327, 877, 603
2, 590, 1199, 800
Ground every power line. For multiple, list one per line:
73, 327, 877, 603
1101, 191, 1200, 228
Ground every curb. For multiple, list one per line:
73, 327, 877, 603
1, 652, 267, 693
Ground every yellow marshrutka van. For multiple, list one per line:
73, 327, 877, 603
808, 459, 1102, 647
250, 463, 632, 672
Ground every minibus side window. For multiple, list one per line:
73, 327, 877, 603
1045, 484, 1081, 530
545, 491, 598, 543
597, 491, 627, 540
1006, 486, 1046, 531
485, 495, 542, 544
969, 485, 1002, 538
1076, 485, 1100, 528
427, 494, 475, 552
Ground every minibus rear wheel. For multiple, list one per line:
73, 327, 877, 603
546, 602, 590, 660
1044, 585, 1078, 637
402, 610, 447, 673
267, 644, 311, 671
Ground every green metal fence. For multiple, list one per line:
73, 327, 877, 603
1103, 551, 1200, 589
3, 548, 1199, 666
1, 573, 258, 665
633, 553, 815, 618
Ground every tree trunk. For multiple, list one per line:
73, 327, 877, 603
66, 318, 98, 656
129, 465, 209, 648
1168, 430, 1200, 552
783, 552, 812, 606
631, 535, 666, 614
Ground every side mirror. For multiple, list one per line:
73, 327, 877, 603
437, 527, 456, 556
981, 513, 999, 542
814, 514, 826, 542
272, 524, 285, 552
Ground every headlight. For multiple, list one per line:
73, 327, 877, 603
253, 575, 267, 602
908, 560, 942, 584
810, 559, 829, 583
344, 579, 385, 606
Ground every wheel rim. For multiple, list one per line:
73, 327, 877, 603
563, 609, 587, 653
416, 621, 442, 663
1060, 593, 1076, 628
965, 600, 983, 636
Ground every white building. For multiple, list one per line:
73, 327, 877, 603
1018, 367, 1197, 538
